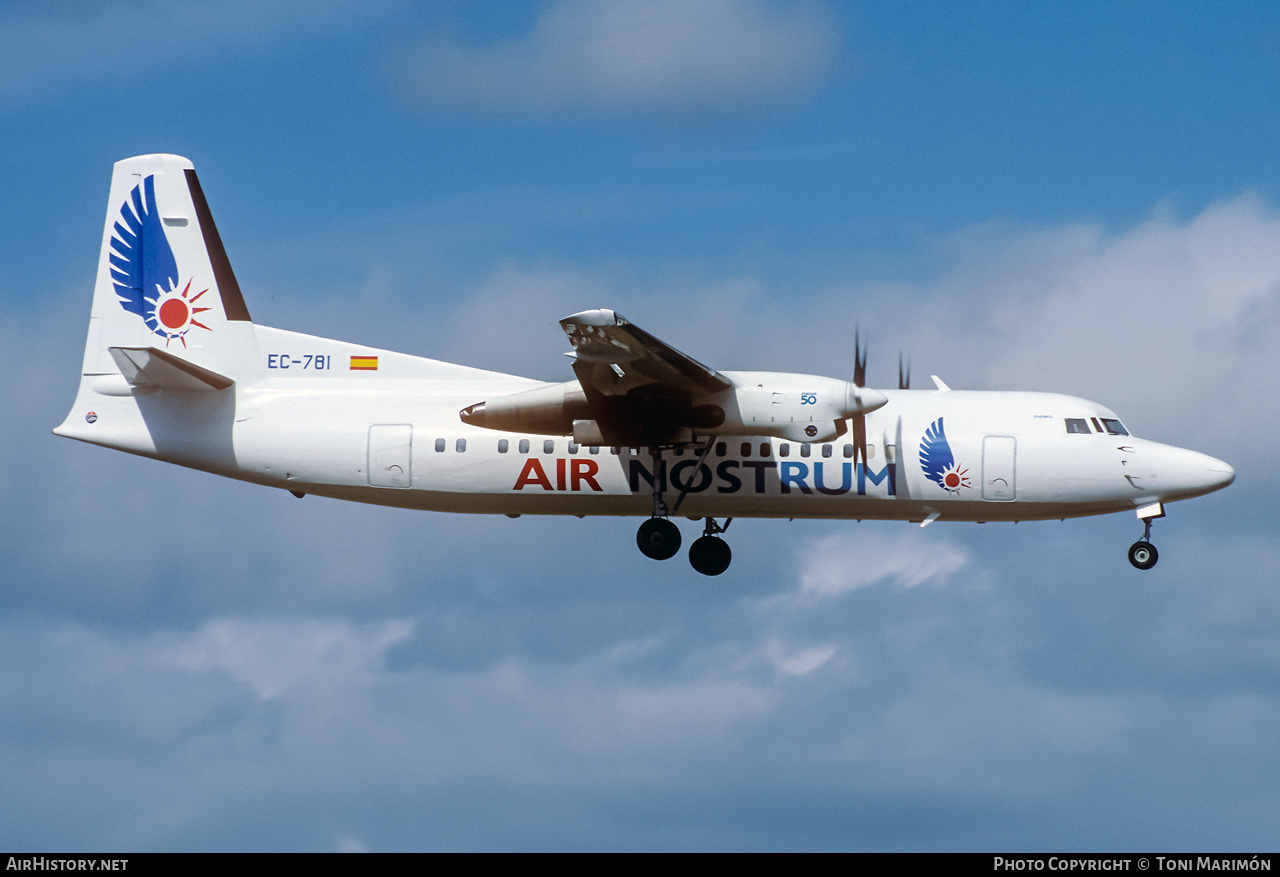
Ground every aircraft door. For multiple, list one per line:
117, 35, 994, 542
368, 424, 413, 488
982, 435, 1016, 501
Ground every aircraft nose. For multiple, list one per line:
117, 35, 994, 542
1156, 446, 1235, 498
1206, 456, 1235, 490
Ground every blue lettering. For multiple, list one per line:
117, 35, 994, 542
715, 460, 741, 493
628, 458, 666, 493
814, 462, 852, 495
670, 460, 712, 493
741, 461, 777, 493
857, 463, 896, 496
780, 462, 812, 494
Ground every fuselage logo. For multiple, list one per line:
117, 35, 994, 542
111, 174, 211, 347
920, 417, 971, 494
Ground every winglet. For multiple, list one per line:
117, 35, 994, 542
931, 375, 951, 392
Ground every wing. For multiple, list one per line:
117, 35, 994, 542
560, 310, 733, 444
109, 175, 179, 329
561, 309, 732, 397
919, 417, 954, 489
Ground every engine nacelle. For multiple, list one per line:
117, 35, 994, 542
712, 371, 886, 443
459, 372, 887, 445
459, 381, 588, 435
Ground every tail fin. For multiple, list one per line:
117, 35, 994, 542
81, 154, 253, 379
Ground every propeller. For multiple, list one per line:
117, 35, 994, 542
851, 331, 870, 471
849, 334, 908, 469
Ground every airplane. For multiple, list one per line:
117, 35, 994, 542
55, 154, 1235, 576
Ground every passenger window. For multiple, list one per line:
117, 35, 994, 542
759, 443, 771, 457
1101, 419, 1129, 436
456, 438, 467, 453
715, 442, 727, 457
1065, 418, 1091, 434
800, 443, 811, 458
543, 440, 555, 454
822, 444, 833, 458
590, 446, 600, 455
519, 439, 530, 454
568, 443, 579, 454
498, 439, 508, 454
741, 442, 752, 457
779, 444, 790, 458
434, 438, 445, 453
843, 444, 854, 458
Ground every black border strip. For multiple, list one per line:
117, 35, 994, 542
183, 167, 252, 322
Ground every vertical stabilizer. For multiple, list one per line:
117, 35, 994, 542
82, 154, 254, 378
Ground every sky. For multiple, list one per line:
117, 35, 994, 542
3, 0, 1280, 852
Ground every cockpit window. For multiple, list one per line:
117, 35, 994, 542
1100, 419, 1129, 436
1065, 418, 1091, 434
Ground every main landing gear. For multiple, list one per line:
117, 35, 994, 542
636, 515, 733, 575
635, 444, 734, 575
1128, 512, 1160, 570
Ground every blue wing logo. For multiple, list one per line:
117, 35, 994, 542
110, 175, 211, 347
919, 417, 971, 493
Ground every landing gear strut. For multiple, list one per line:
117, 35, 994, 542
637, 446, 680, 560
1128, 514, 1159, 570
633, 445, 734, 573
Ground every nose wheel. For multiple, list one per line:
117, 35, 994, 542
1128, 512, 1160, 570
1128, 540, 1158, 570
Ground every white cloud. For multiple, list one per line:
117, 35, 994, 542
396, 0, 840, 117
165, 617, 414, 701
795, 530, 971, 598
897, 195, 1280, 462
762, 636, 837, 676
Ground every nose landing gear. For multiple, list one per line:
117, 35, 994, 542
1128, 504, 1163, 570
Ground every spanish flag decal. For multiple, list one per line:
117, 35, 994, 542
350, 355, 379, 371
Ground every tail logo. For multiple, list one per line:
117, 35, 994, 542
110, 175, 212, 346
919, 417, 971, 494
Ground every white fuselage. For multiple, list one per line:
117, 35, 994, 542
56, 324, 1234, 525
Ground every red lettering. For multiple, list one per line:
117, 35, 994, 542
571, 458, 602, 492
513, 458, 553, 490
556, 457, 566, 491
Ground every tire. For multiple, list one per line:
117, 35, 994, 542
688, 536, 732, 576
1128, 540, 1158, 570
637, 518, 681, 560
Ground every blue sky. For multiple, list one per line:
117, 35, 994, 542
4, 0, 1280, 851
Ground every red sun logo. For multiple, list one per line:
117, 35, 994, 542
152, 279, 212, 347
940, 463, 971, 493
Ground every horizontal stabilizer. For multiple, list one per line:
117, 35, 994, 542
109, 346, 234, 391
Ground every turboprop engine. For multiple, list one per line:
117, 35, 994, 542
459, 373, 887, 445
